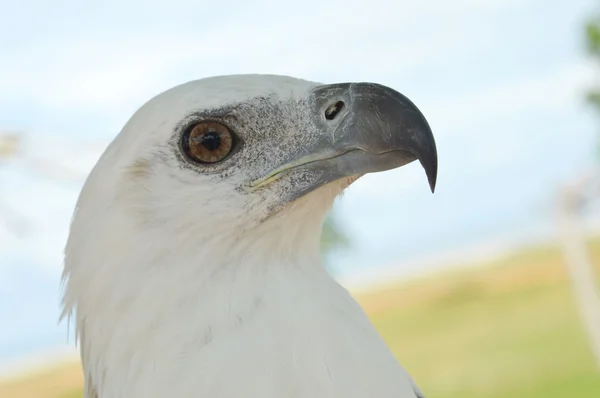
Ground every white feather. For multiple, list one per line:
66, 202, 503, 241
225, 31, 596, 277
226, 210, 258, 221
61, 74, 424, 397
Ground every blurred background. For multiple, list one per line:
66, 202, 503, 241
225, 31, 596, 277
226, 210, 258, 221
2, 0, 600, 397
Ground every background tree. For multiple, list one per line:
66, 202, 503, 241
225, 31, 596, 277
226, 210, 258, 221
586, 15, 600, 114
321, 209, 351, 273
553, 11, 600, 371
0, 132, 90, 237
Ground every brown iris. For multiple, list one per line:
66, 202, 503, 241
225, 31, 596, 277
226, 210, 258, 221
182, 122, 233, 163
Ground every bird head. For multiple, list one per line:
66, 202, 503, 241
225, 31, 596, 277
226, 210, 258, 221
66, 74, 435, 252
60, 75, 437, 396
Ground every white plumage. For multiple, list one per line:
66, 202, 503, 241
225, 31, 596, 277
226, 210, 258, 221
60, 74, 436, 398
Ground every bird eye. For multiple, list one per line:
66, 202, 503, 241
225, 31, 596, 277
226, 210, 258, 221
182, 121, 234, 164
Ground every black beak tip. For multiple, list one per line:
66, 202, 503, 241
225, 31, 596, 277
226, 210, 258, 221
429, 175, 437, 193
421, 157, 438, 194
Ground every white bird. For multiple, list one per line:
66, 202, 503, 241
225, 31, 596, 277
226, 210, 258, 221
60, 74, 438, 398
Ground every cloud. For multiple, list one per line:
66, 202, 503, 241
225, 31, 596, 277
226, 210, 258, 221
426, 60, 595, 133
0, 0, 534, 114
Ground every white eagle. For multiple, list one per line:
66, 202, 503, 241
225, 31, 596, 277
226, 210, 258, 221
60, 74, 438, 398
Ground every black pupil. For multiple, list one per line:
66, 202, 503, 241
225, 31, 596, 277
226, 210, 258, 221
200, 131, 221, 151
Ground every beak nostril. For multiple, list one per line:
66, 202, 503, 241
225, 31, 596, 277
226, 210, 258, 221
324, 101, 345, 120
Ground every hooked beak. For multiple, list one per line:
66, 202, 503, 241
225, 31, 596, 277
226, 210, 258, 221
249, 82, 438, 198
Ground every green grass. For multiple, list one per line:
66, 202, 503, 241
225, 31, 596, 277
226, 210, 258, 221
3, 238, 600, 398
363, 240, 600, 397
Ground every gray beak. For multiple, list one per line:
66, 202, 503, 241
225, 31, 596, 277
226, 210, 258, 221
312, 82, 438, 192
249, 82, 438, 198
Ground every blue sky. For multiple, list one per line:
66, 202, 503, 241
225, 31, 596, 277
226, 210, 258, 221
1, 0, 599, 366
